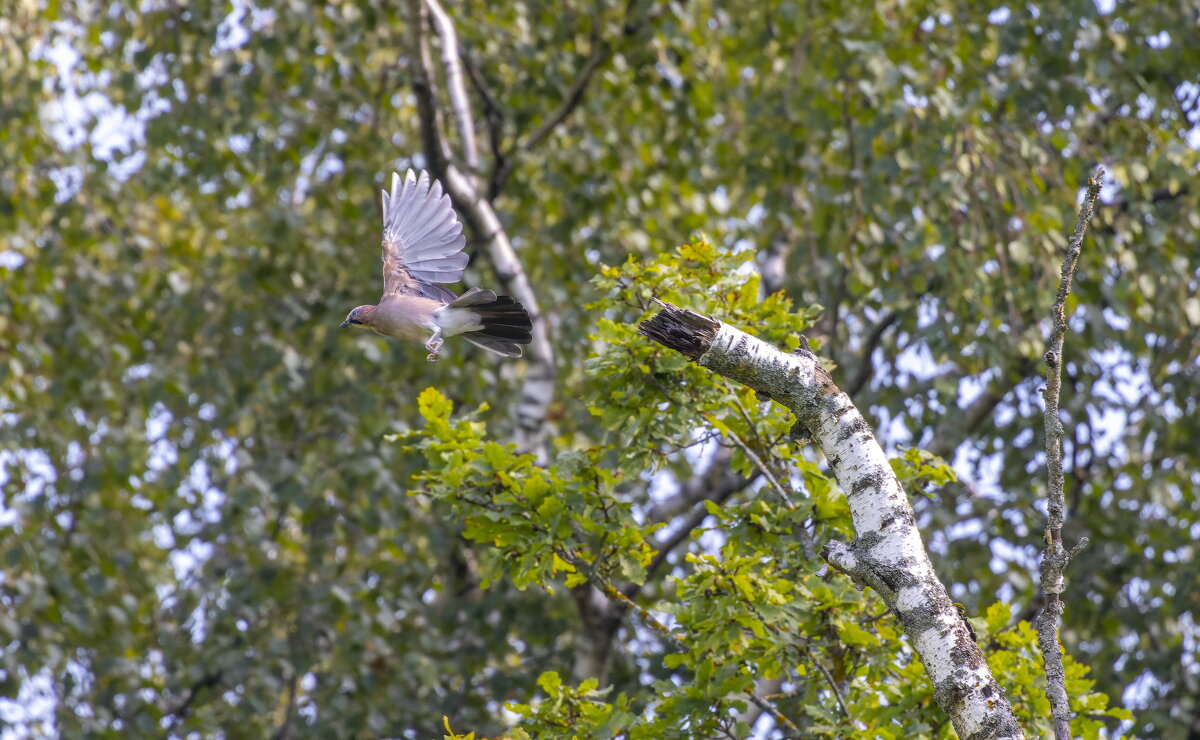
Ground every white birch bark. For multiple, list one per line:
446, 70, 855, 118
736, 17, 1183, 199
425, 0, 479, 177
406, 0, 557, 459
439, 165, 556, 456
640, 303, 1026, 740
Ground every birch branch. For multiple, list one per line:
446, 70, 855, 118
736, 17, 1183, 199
1036, 166, 1103, 739
441, 165, 557, 454
425, 0, 480, 179
639, 303, 1026, 740
405, 1, 557, 458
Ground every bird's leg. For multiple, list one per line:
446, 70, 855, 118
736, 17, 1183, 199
425, 330, 444, 362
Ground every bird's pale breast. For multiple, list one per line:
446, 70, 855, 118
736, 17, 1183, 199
372, 295, 441, 341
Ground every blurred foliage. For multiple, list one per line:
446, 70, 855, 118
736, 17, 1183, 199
1, 0, 1198, 736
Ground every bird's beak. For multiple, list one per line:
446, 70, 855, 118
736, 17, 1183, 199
339, 320, 351, 329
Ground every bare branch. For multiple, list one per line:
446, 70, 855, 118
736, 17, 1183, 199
736, 677, 786, 730
714, 422, 795, 509
635, 470, 753, 594
425, 0, 480, 178
844, 309, 898, 398
924, 355, 1037, 461
645, 446, 747, 523
522, 36, 610, 152
813, 654, 851, 719
164, 669, 223, 728
458, 42, 508, 125
522, 0, 655, 153
1042, 167, 1103, 533
1036, 166, 1104, 740
458, 44, 510, 200
489, 0, 652, 194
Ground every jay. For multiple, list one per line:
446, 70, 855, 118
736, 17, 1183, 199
340, 170, 533, 361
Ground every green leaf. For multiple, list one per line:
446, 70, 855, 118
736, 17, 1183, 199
417, 386, 454, 423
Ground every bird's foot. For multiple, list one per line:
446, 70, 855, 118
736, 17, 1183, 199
424, 331, 444, 362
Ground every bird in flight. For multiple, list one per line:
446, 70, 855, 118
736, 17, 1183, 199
340, 170, 533, 361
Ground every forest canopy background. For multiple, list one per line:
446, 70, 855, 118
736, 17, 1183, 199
1, 0, 1198, 737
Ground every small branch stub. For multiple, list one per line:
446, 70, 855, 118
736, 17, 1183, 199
637, 300, 719, 361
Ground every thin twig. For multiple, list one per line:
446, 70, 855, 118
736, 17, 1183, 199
458, 42, 508, 124
845, 309, 898, 397
490, 0, 652, 194
706, 414, 796, 510
632, 471, 756, 594
1043, 167, 1104, 531
458, 45, 510, 200
522, 35, 610, 152
522, 0, 653, 152
644, 447, 744, 523
1036, 165, 1103, 740
727, 392, 763, 445
812, 654, 851, 719
163, 670, 223, 728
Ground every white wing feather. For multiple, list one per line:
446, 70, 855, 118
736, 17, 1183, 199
381, 169, 468, 293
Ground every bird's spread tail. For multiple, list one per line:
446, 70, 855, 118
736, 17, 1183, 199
444, 289, 533, 358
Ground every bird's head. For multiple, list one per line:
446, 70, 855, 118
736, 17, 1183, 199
339, 305, 376, 329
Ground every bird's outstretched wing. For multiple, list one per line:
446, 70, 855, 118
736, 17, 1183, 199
380, 170, 468, 299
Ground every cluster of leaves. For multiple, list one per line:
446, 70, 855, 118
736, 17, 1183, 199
587, 235, 824, 489
973, 603, 1134, 738
890, 447, 959, 500
403, 385, 893, 737
395, 388, 656, 594
503, 673, 637, 740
